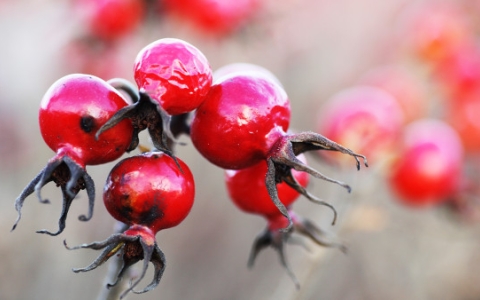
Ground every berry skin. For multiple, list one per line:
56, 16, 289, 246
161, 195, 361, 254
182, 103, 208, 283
103, 152, 195, 232
96, 38, 213, 154
191, 72, 290, 170
66, 152, 195, 299
225, 154, 345, 287
191, 72, 367, 231
13, 73, 133, 235
134, 38, 213, 116
39, 75, 134, 166
388, 119, 464, 207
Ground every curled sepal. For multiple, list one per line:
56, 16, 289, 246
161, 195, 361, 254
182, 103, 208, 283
286, 131, 368, 170
95, 91, 177, 155
12, 155, 95, 236
265, 131, 368, 231
247, 211, 346, 288
65, 226, 166, 299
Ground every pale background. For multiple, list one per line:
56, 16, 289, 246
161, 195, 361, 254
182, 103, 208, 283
1, 0, 480, 300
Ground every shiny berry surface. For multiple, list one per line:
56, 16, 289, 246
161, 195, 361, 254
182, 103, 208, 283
103, 152, 195, 232
133, 38, 213, 115
39, 73, 133, 166
190, 73, 290, 170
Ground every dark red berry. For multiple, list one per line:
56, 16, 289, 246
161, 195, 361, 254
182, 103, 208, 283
65, 152, 195, 298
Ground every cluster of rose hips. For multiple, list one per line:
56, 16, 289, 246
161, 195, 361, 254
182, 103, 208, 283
316, 1, 480, 222
13, 37, 367, 298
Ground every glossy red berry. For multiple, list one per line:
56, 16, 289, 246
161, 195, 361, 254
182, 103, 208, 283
191, 72, 367, 231
39, 74, 134, 166
13, 73, 134, 235
66, 152, 195, 298
104, 152, 195, 232
191, 72, 290, 170
134, 38, 213, 116
225, 154, 345, 287
388, 119, 464, 207
97, 38, 213, 154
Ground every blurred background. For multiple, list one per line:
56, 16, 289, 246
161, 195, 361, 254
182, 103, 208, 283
3, 0, 480, 299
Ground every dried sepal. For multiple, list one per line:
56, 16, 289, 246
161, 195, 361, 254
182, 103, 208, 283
265, 131, 368, 231
247, 211, 346, 288
65, 230, 166, 299
12, 155, 95, 236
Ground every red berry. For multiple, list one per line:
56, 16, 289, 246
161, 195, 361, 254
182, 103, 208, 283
40, 74, 134, 166
191, 72, 290, 170
66, 152, 195, 298
388, 119, 464, 207
97, 38, 213, 154
13, 74, 134, 235
104, 152, 195, 232
134, 38, 213, 116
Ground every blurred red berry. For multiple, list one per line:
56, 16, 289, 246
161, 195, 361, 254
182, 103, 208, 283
317, 85, 404, 167
396, 2, 473, 64
163, 0, 262, 36
388, 119, 464, 207
73, 0, 145, 41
